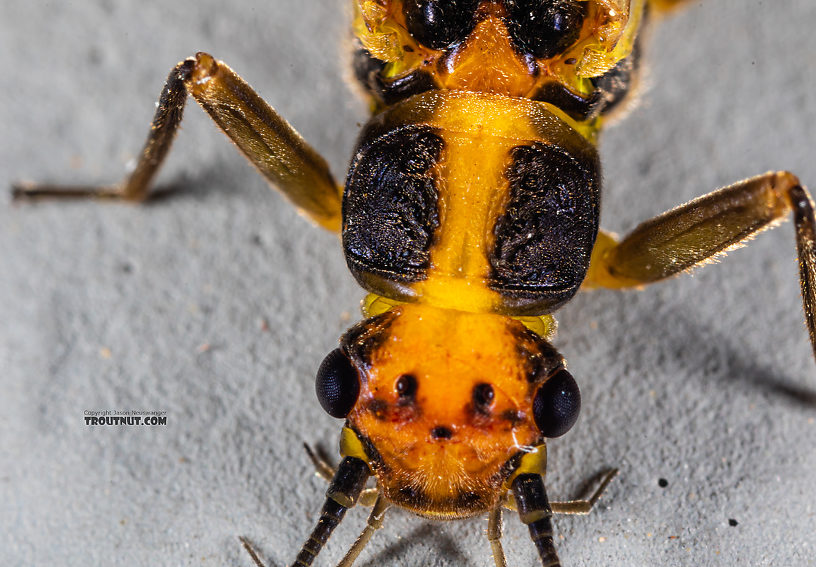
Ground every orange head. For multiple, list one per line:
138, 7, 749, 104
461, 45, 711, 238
315, 303, 580, 519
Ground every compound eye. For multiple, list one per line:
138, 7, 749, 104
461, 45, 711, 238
532, 368, 580, 437
505, 0, 585, 59
315, 349, 360, 418
404, 0, 481, 50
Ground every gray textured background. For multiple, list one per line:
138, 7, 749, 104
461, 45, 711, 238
2, 1, 816, 565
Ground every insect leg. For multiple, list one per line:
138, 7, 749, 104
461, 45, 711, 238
487, 507, 508, 567
584, 171, 816, 362
292, 457, 370, 567
12, 58, 192, 202
240, 536, 276, 567
13, 52, 342, 231
512, 473, 562, 567
303, 444, 379, 507
335, 494, 389, 567
304, 443, 336, 483
549, 468, 619, 515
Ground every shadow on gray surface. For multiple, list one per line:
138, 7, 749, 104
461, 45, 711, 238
143, 163, 264, 203
643, 307, 816, 409
359, 523, 468, 567
741, 371, 816, 408
8, 161, 261, 206
235, 524, 468, 567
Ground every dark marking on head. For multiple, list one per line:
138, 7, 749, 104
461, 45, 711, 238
399, 484, 421, 502
472, 383, 495, 415
431, 425, 453, 440
390, 480, 490, 518
456, 490, 483, 508
340, 310, 400, 371
506, 323, 565, 383
501, 409, 525, 426
368, 398, 389, 420
396, 373, 419, 404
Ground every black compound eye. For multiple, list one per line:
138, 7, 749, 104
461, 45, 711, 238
315, 349, 360, 418
396, 373, 418, 400
532, 368, 580, 437
472, 383, 495, 413
505, 0, 585, 59
404, 0, 481, 50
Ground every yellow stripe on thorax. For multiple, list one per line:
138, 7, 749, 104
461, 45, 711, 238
418, 94, 542, 313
